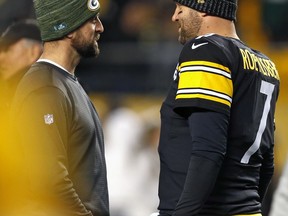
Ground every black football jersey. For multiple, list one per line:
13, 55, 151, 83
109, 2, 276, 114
158, 34, 280, 215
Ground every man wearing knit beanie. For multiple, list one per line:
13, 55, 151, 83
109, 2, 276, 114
156, 0, 280, 216
10, 0, 109, 216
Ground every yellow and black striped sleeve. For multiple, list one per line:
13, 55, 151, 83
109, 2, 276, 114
174, 40, 233, 114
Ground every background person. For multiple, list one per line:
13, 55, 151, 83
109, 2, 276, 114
156, 0, 280, 215
104, 104, 160, 216
10, 0, 109, 215
0, 19, 42, 128
269, 157, 288, 216
0, 19, 42, 215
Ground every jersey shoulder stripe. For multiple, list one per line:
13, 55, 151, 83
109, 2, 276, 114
174, 36, 235, 112
176, 88, 232, 107
177, 60, 233, 108
179, 60, 231, 78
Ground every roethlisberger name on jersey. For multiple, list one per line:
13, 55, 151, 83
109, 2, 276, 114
240, 48, 280, 80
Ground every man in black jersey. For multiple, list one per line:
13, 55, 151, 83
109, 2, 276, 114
157, 0, 280, 216
10, 0, 109, 216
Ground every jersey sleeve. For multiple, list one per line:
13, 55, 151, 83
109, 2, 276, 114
12, 87, 93, 216
173, 111, 228, 215
258, 144, 274, 201
174, 37, 233, 115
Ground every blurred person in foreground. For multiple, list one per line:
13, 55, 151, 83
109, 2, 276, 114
269, 158, 288, 216
0, 19, 42, 136
10, 0, 109, 215
156, 0, 280, 215
0, 19, 42, 214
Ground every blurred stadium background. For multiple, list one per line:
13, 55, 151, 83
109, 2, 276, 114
1, 0, 287, 215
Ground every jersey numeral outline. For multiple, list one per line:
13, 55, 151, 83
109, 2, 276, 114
241, 80, 275, 164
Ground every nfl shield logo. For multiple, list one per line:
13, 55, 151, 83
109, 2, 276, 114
44, 114, 54, 125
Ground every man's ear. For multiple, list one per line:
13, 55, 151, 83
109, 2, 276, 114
66, 32, 75, 39
199, 12, 207, 18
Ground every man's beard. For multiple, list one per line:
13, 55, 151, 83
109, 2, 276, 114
178, 11, 202, 45
72, 37, 100, 58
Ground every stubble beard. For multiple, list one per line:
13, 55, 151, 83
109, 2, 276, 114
72, 36, 100, 58
178, 11, 202, 45
178, 30, 188, 45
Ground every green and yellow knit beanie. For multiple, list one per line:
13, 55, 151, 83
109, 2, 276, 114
33, 0, 101, 42
174, 0, 237, 21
